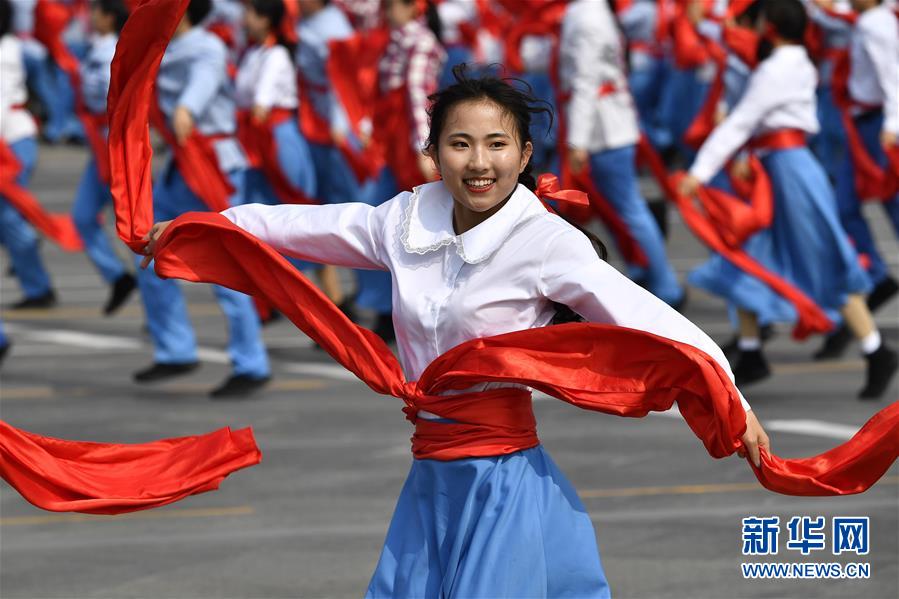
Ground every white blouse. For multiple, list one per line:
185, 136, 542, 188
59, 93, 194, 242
221, 182, 751, 414
848, 4, 899, 134
0, 35, 37, 143
234, 44, 298, 110
559, 0, 640, 153
690, 45, 820, 184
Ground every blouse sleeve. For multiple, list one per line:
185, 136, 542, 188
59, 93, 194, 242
688, 60, 781, 184
220, 197, 396, 270
539, 228, 752, 412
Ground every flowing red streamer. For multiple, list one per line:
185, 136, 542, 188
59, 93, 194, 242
0, 141, 83, 251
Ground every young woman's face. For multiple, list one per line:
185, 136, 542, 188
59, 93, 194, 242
431, 99, 533, 218
243, 7, 270, 42
383, 0, 417, 28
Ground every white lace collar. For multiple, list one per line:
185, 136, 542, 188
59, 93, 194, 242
400, 181, 545, 264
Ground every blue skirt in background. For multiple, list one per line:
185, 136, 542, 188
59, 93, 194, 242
689, 147, 870, 324
366, 445, 610, 598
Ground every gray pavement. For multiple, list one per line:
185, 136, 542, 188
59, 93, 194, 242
0, 145, 897, 598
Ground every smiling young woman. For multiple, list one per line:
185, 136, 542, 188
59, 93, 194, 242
137, 66, 768, 596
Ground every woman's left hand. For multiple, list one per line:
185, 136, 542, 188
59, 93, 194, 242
739, 410, 771, 468
139, 220, 174, 269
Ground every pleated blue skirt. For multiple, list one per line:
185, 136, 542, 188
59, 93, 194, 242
688, 147, 871, 323
366, 445, 610, 598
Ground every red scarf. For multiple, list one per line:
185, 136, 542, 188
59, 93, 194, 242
0, 0, 895, 518
0, 140, 83, 251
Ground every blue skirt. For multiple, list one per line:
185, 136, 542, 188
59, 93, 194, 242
689, 147, 870, 324
366, 445, 610, 598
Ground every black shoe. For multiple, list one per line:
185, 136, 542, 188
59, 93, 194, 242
813, 325, 853, 361
0, 341, 11, 367
372, 313, 396, 344
721, 325, 774, 359
9, 290, 56, 309
209, 374, 270, 398
859, 344, 898, 400
867, 276, 899, 313
103, 273, 137, 316
133, 361, 200, 383
734, 349, 771, 387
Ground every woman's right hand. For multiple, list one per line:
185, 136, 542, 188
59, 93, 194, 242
139, 220, 174, 269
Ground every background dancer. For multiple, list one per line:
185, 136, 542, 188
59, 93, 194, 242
71, 0, 136, 316
679, 0, 897, 399
141, 66, 768, 598
560, 0, 686, 307
0, 0, 57, 310
133, 0, 271, 398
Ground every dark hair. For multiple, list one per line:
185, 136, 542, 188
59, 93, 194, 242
427, 65, 607, 324
0, 0, 11, 38
423, 0, 442, 44
249, 0, 296, 57
185, 0, 212, 26
426, 64, 553, 194
762, 0, 807, 43
734, 0, 763, 27
95, 0, 130, 32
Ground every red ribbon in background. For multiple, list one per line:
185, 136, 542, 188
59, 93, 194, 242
0, 141, 83, 251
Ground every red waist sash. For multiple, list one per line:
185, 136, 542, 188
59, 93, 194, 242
747, 129, 805, 150
747, 129, 806, 152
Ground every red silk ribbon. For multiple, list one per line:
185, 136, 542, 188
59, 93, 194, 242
535, 173, 589, 212
0, 421, 261, 514
0, 141, 83, 251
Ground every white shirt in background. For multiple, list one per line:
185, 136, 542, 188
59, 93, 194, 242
690, 45, 820, 184
234, 44, 298, 111
0, 34, 38, 143
848, 4, 899, 134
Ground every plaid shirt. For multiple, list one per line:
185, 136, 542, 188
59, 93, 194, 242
335, 0, 382, 31
379, 19, 446, 151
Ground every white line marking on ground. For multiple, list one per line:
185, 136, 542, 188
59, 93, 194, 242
763, 419, 857, 440
12, 329, 142, 350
